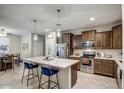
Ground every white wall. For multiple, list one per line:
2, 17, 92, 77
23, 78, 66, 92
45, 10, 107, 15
7, 35, 21, 54
45, 32, 56, 57
32, 34, 45, 57
21, 33, 32, 58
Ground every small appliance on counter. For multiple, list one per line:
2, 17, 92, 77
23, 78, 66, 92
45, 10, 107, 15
80, 50, 96, 74
96, 52, 104, 58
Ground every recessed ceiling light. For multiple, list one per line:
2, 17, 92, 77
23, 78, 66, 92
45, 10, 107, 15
46, 29, 50, 32
90, 17, 95, 21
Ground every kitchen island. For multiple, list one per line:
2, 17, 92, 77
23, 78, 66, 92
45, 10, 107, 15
24, 57, 80, 89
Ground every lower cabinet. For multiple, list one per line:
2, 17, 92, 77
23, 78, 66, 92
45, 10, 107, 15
71, 63, 77, 88
69, 57, 80, 71
0, 62, 2, 71
94, 59, 102, 74
94, 59, 117, 77
101, 60, 113, 76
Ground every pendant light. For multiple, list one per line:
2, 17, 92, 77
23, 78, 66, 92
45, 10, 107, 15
33, 20, 38, 41
56, 9, 61, 37
0, 29, 7, 37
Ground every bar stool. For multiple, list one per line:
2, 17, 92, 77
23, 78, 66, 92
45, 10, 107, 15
21, 62, 39, 86
39, 66, 59, 89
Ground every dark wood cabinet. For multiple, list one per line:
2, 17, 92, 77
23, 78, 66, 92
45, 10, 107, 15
102, 31, 113, 49
87, 31, 95, 41
95, 32, 102, 49
82, 30, 95, 41
82, 32, 88, 41
94, 59, 116, 77
56, 37, 62, 43
69, 57, 80, 71
74, 35, 82, 49
95, 31, 112, 49
62, 33, 70, 43
0, 62, 2, 71
71, 63, 77, 87
94, 59, 102, 74
101, 60, 113, 76
112, 25, 122, 49
113, 62, 118, 78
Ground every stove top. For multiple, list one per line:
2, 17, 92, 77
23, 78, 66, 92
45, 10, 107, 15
82, 51, 96, 58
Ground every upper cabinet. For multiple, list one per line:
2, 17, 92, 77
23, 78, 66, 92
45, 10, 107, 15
95, 32, 102, 49
62, 33, 74, 55
82, 30, 95, 41
112, 25, 122, 49
102, 31, 113, 49
95, 31, 112, 49
56, 37, 62, 43
74, 35, 82, 49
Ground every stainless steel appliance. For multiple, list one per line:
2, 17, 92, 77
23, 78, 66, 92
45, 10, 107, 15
81, 41, 95, 49
56, 43, 68, 58
80, 51, 95, 74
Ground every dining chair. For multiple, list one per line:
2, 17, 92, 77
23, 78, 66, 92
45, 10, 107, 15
15, 53, 23, 67
3, 54, 15, 72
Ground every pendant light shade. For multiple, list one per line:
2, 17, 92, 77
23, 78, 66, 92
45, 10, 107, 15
33, 20, 38, 41
0, 29, 7, 37
33, 33, 38, 41
56, 9, 61, 37
56, 24, 61, 37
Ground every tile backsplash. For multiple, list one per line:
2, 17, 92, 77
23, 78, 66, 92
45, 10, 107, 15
73, 49, 122, 58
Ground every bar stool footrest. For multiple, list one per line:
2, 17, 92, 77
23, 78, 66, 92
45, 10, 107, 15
39, 80, 58, 89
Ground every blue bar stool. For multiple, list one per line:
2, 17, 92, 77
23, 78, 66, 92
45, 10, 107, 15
21, 62, 39, 86
39, 66, 59, 89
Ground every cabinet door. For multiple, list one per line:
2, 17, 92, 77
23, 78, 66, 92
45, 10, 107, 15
56, 37, 62, 43
112, 25, 122, 49
62, 34, 69, 43
74, 35, 82, 49
69, 57, 80, 71
82, 32, 87, 41
102, 31, 112, 49
71, 64, 77, 87
87, 31, 95, 41
101, 60, 114, 76
0, 62, 2, 71
95, 32, 102, 49
94, 59, 102, 74
113, 61, 118, 78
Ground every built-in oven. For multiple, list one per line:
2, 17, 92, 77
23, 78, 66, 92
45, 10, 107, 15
81, 41, 95, 49
80, 51, 95, 74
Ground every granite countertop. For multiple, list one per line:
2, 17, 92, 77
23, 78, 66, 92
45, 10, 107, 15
94, 57, 123, 69
24, 57, 80, 69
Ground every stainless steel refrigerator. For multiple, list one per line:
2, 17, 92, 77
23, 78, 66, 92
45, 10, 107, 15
56, 43, 68, 58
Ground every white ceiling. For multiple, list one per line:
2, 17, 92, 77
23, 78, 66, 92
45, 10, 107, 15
0, 4, 122, 35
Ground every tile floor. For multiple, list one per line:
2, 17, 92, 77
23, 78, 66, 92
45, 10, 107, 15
0, 64, 118, 89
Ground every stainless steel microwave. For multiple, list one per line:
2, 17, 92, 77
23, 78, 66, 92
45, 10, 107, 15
81, 41, 95, 49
